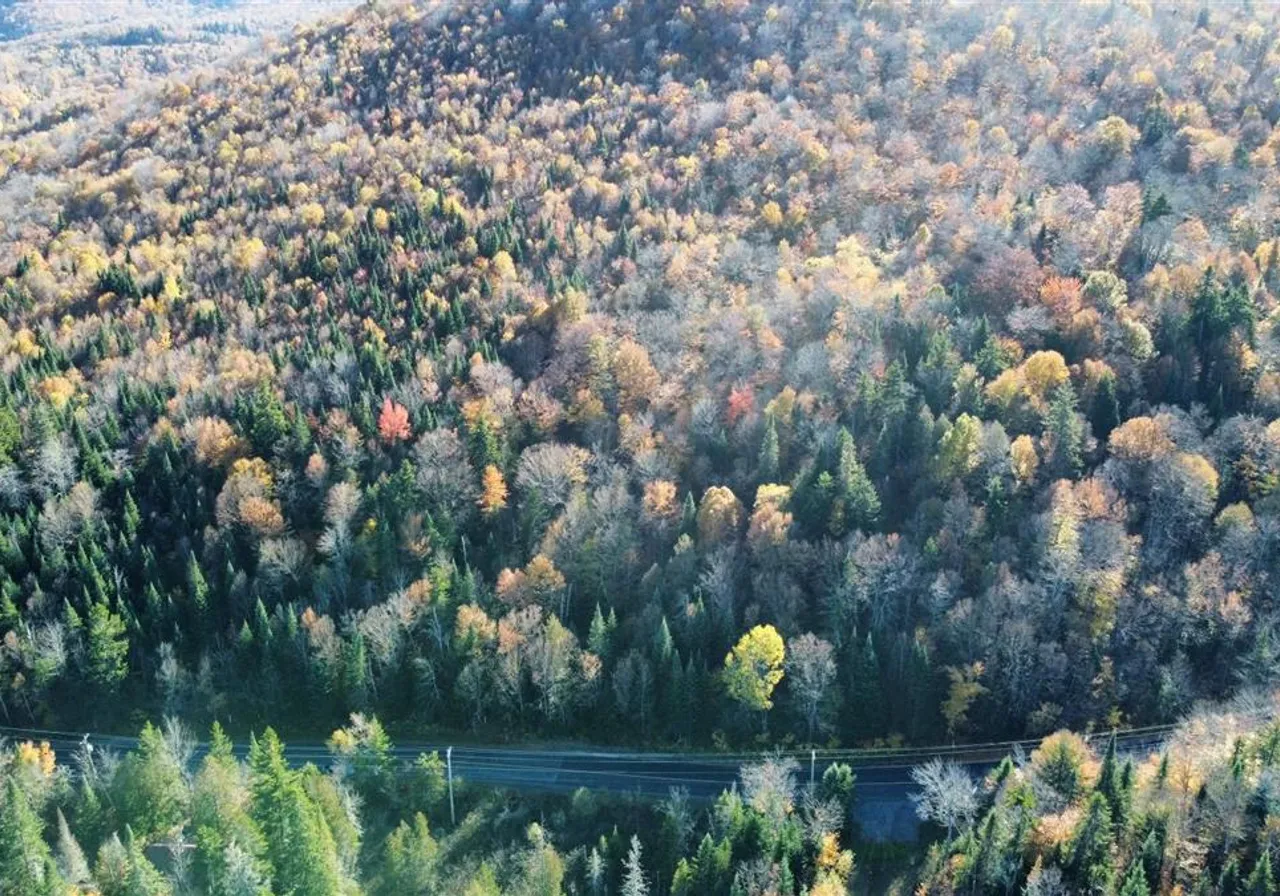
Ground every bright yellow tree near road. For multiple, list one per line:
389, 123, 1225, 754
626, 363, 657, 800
723, 625, 786, 728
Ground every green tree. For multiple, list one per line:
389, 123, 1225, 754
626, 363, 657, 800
0, 778, 65, 896
112, 722, 189, 842
1220, 856, 1243, 896
374, 813, 438, 896
85, 600, 129, 696
936, 413, 982, 482
1065, 793, 1114, 895
1045, 382, 1084, 479
464, 864, 501, 896
95, 829, 172, 896
406, 752, 447, 818
820, 763, 856, 804
1138, 823, 1166, 889
834, 428, 880, 534
192, 723, 267, 894
55, 808, 91, 884
1247, 853, 1275, 896
249, 728, 344, 896
758, 416, 780, 483
1116, 861, 1150, 896
588, 603, 616, 662
188, 551, 210, 620
518, 823, 564, 896
1089, 373, 1121, 440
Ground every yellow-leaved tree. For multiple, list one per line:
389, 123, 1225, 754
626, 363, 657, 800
723, 624, 786, 732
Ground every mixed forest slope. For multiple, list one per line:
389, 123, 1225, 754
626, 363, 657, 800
0, 0, 355, 146
1, 0, 1280, 754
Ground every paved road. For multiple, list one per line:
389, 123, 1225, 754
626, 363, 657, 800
0, 726, 1174, 842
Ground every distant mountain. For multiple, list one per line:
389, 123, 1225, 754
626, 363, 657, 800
0, 0, 356, 144
1, 0, 353, 39
0, 0, 28, 41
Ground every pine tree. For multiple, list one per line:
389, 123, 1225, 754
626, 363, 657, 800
844, 632, 885, 742
122, 490, 142, 541
1138, 824, 1165, 888
85, 600, 129, 697
375, 813, 438, 896
1045, 382, 1084, 479
621, 835, 649, 896
588, 603, 614, 660
1247, 852, 1275, 896
55, 808, 91, 884
1220, 856, 1243, 896
691, 834, 732, 896
112, 721, 189, 841
1117, 861, 1150, 896
0, 778, 65, 896
836, 428, 880, 532
119, 829, 172, 896
654, 615, 675, 666
586, 847, 606, 895
249, 728, 344, 896
758, 416, 780, 483
72, 778, 107, 858
1096, 731, 1119, 810
188, 551, 210, 620
1089, 373, 1121, 441
1065, 793, 1114, 895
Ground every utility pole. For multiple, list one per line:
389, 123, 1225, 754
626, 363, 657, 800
447, 746, 456, 826
810, 749, 816, 791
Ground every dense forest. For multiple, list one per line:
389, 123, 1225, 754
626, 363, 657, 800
3, 0, 1280, 889
2, 0, 1278, 748
0, 0, 353, 148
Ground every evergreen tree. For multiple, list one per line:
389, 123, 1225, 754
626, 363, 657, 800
844, 633, 885, 742
188, 551, 210, 620
1089, 373, 1121, 441
1247, 853, 1275, 896
85, 600, 129, 697
588, 603, 613, 661
1065, 793, 1114, 895
72, 778, 108, 858
1221, 856, 1244, 896
1138, 824, 1166, 888
112, 721, 189, 841
119, 830, 172, 896
1045, 382, 1084, 479
249, 729, 344, 896
1117, 861, 1150, 896
374, 813, 438, 896
1096, 731, 1120, 811
758, 416, 780, 483
0, 778, 65, 896
55, 807, 91, 884
192, 723, 267, 893
835, 428, 880, 533
621, 835, 649, 896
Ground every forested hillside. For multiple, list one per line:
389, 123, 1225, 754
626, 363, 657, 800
0, 0, 354, 147
2, 0, 1280, 755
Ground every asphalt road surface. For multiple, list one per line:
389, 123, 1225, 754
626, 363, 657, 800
0, 725, 1174, 842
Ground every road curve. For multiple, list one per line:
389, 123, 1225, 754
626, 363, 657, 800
0, 725, 1173, 842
